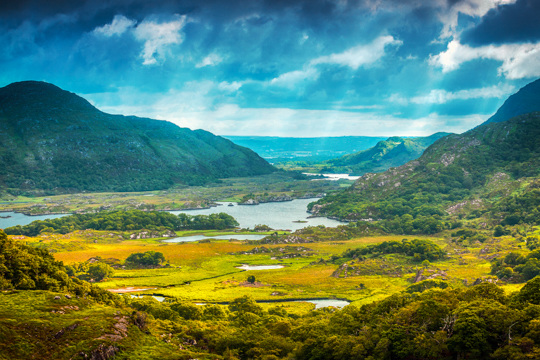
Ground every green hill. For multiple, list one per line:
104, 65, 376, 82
310, 111, 540, 233
321, 132, 450, 175
0, 81, 275, 194
482, 78, 540, 125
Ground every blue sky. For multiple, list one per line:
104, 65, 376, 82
0, 0, 538, 136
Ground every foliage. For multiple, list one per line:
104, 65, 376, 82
0, 230, 118, 303
4, 210, 239, 236
343, 238, 446, 262
310, 112, 540, 234
126, 251, 166, 267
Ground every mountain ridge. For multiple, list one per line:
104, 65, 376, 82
0, 81, 275, 194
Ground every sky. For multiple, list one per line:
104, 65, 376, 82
0, 0, 539, 137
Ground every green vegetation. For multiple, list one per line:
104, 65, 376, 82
0, 81, 275, 195
310, 112, 540, 235
343, 238, 446, 262
126, 251, 166, 267
4, 210, 239, 236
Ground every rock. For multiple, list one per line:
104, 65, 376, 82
89, 344, 119, 360
54, 296, 61, 300
65, 294, 72, 299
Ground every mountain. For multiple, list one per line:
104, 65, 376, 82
0, 81, 275, 194
482, 78, 540, 125
310, 111, 540, 232
224, 135, 387, 162
320, 132, 450, 175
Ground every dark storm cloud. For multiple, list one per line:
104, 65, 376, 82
461, 0, 540, 46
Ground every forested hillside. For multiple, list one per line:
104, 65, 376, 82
310, 111, 540, 234
0, 81, 275, 194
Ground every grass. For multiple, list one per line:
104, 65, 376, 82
8, 229, 528, 307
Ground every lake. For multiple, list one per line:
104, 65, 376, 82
169, 198, 346, 231
0, 211, 69, 229
0, 199, 344, 232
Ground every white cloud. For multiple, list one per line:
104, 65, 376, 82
93, 15, 136, 37
270, 68, 319, 88
134, 16, 187, 65
430, 40, 540, 79
409, 84, 515, 104
310, 35, 402, 69
437, 0, 517, 39
218, 81, 244, 92
196, 53, 223, 68
84, 85, 486, 137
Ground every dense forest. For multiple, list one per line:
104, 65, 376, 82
4, 210, 239, 236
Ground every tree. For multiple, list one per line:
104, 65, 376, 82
247, 275, 256, 284
87, 262, 114, 281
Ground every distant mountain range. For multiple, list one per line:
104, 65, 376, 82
320, 133, 450, 175
223, 135, 387, 162
0, 81, 275, 194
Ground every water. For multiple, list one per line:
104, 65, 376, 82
296, 299, 350, 309
169, 198, 346, 231
132, 296, 349, 308
303, 173, 360, 181
0, 211, 69, 229
236, 264, 284, 270
164, 234, 268, 243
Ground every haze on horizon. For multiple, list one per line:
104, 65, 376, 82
0, 0, 538, 137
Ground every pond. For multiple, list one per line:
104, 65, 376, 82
169, 198, 346, 231
0, 211, 69, 228
164, 234, 268, 243
236, 264, 284, 270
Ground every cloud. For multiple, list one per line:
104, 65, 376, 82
270, 67, 319, 87
408, 83, 515, 104
429, 39, 540, 79
196, 53, 223, 68
436, 0, 517, 39
310, 35, 402, 69
84, 84, 487, 137
93, 15, 136, 37
461, 0, 540, 46
133, 15, 186, 65
218, 81, 243, 92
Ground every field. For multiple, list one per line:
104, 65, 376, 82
9, 226, 527, 309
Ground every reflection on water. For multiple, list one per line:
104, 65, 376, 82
169, 198, 346, 231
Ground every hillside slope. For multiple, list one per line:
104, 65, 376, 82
0, 81, 275, 194
482, 78, 540, 125
311, 112, 540, 232
322, 132, 450, 175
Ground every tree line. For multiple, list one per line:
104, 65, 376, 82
4, 210, 239, 236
